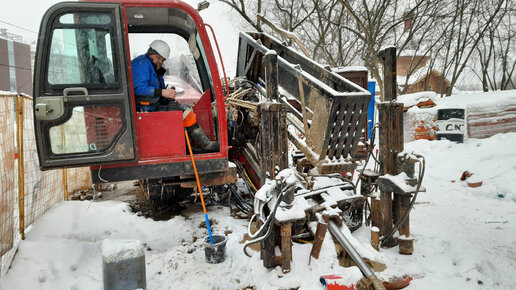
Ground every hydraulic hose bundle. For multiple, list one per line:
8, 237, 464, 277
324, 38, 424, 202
243, 182, 296, 257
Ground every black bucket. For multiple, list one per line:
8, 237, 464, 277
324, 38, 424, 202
204, 234, 227, 264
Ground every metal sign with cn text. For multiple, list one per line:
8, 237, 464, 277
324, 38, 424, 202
436, 118, 466, 134
436, 108, 466, 143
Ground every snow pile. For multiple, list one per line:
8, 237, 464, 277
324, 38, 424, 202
398, 91, 439, 108
101, 239, 144, 263
402, 90, 516, 141
399, 89, 516, 113
333, 66, 368, 73
398, 134, 516, 289
409, 133, 516, 201
275, 201, 306, 222
380, 172, 417, 193
440, 90, 516, 114
0, 91, 19, 96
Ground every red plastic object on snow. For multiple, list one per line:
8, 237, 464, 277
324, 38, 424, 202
320, 275, 355, 290
460, 170, 473, 181
320, 275, 413, 290
383, 276, 413, 290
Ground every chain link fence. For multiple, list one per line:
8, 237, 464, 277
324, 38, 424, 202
0, 93, 92, 277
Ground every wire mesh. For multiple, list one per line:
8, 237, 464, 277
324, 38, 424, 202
0, 94, 92, 260
67, 167, 92, 193
22, 96, 64, 228
0, 96, 17, 258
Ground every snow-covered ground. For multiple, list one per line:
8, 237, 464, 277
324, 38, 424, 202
1, 129, 515, 289
2, 1, 514, 288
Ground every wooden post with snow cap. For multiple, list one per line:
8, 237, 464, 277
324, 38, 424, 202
370, 194, 382, 244
371, 226, 380, 251
398, 194, 413, 254
398, 156, 416, 254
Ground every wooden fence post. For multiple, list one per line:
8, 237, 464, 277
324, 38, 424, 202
16, 95, 25, 240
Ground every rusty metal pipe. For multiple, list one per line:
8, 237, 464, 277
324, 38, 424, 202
328, 220, 385, 290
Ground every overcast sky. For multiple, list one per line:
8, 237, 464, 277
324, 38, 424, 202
2, 0, 241, 75
2, 0, 67, 43
1, 0, 238, 43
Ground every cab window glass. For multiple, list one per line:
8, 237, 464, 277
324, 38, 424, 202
47, 12, 117, 89
49, 105, 122, 155
196, 32, 214, 93
129, 33, 203, 96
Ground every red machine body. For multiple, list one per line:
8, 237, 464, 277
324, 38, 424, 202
33, 0, 233, 185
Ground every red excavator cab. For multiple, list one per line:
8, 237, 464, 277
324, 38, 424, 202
32, 0, 233, 185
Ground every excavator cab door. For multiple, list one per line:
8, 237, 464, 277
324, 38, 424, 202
33, 2, 136, 169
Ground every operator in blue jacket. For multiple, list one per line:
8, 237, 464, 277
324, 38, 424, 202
131, 40, 218, 152
131, 40, 177, 112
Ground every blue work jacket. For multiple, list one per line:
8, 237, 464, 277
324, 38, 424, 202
131, 54, 165, 111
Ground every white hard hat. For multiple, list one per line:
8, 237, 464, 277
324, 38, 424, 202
149, 40, 170, 59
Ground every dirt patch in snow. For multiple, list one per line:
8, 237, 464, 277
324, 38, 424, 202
128, 197, 186, 221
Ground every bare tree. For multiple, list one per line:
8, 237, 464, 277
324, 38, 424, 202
498, 9, 516, 90
222, 0, 514, 95
475, 4, 516, 91
435, 0, 507, 95
336, 0, 434, 96
219, 0, 264, 31
394, 2, 447, 94
220, 0, 318, 36
298, 0, 358, 65
258, 0, 318, 56
271, 0, 316, 33
475, 25, 497, 91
